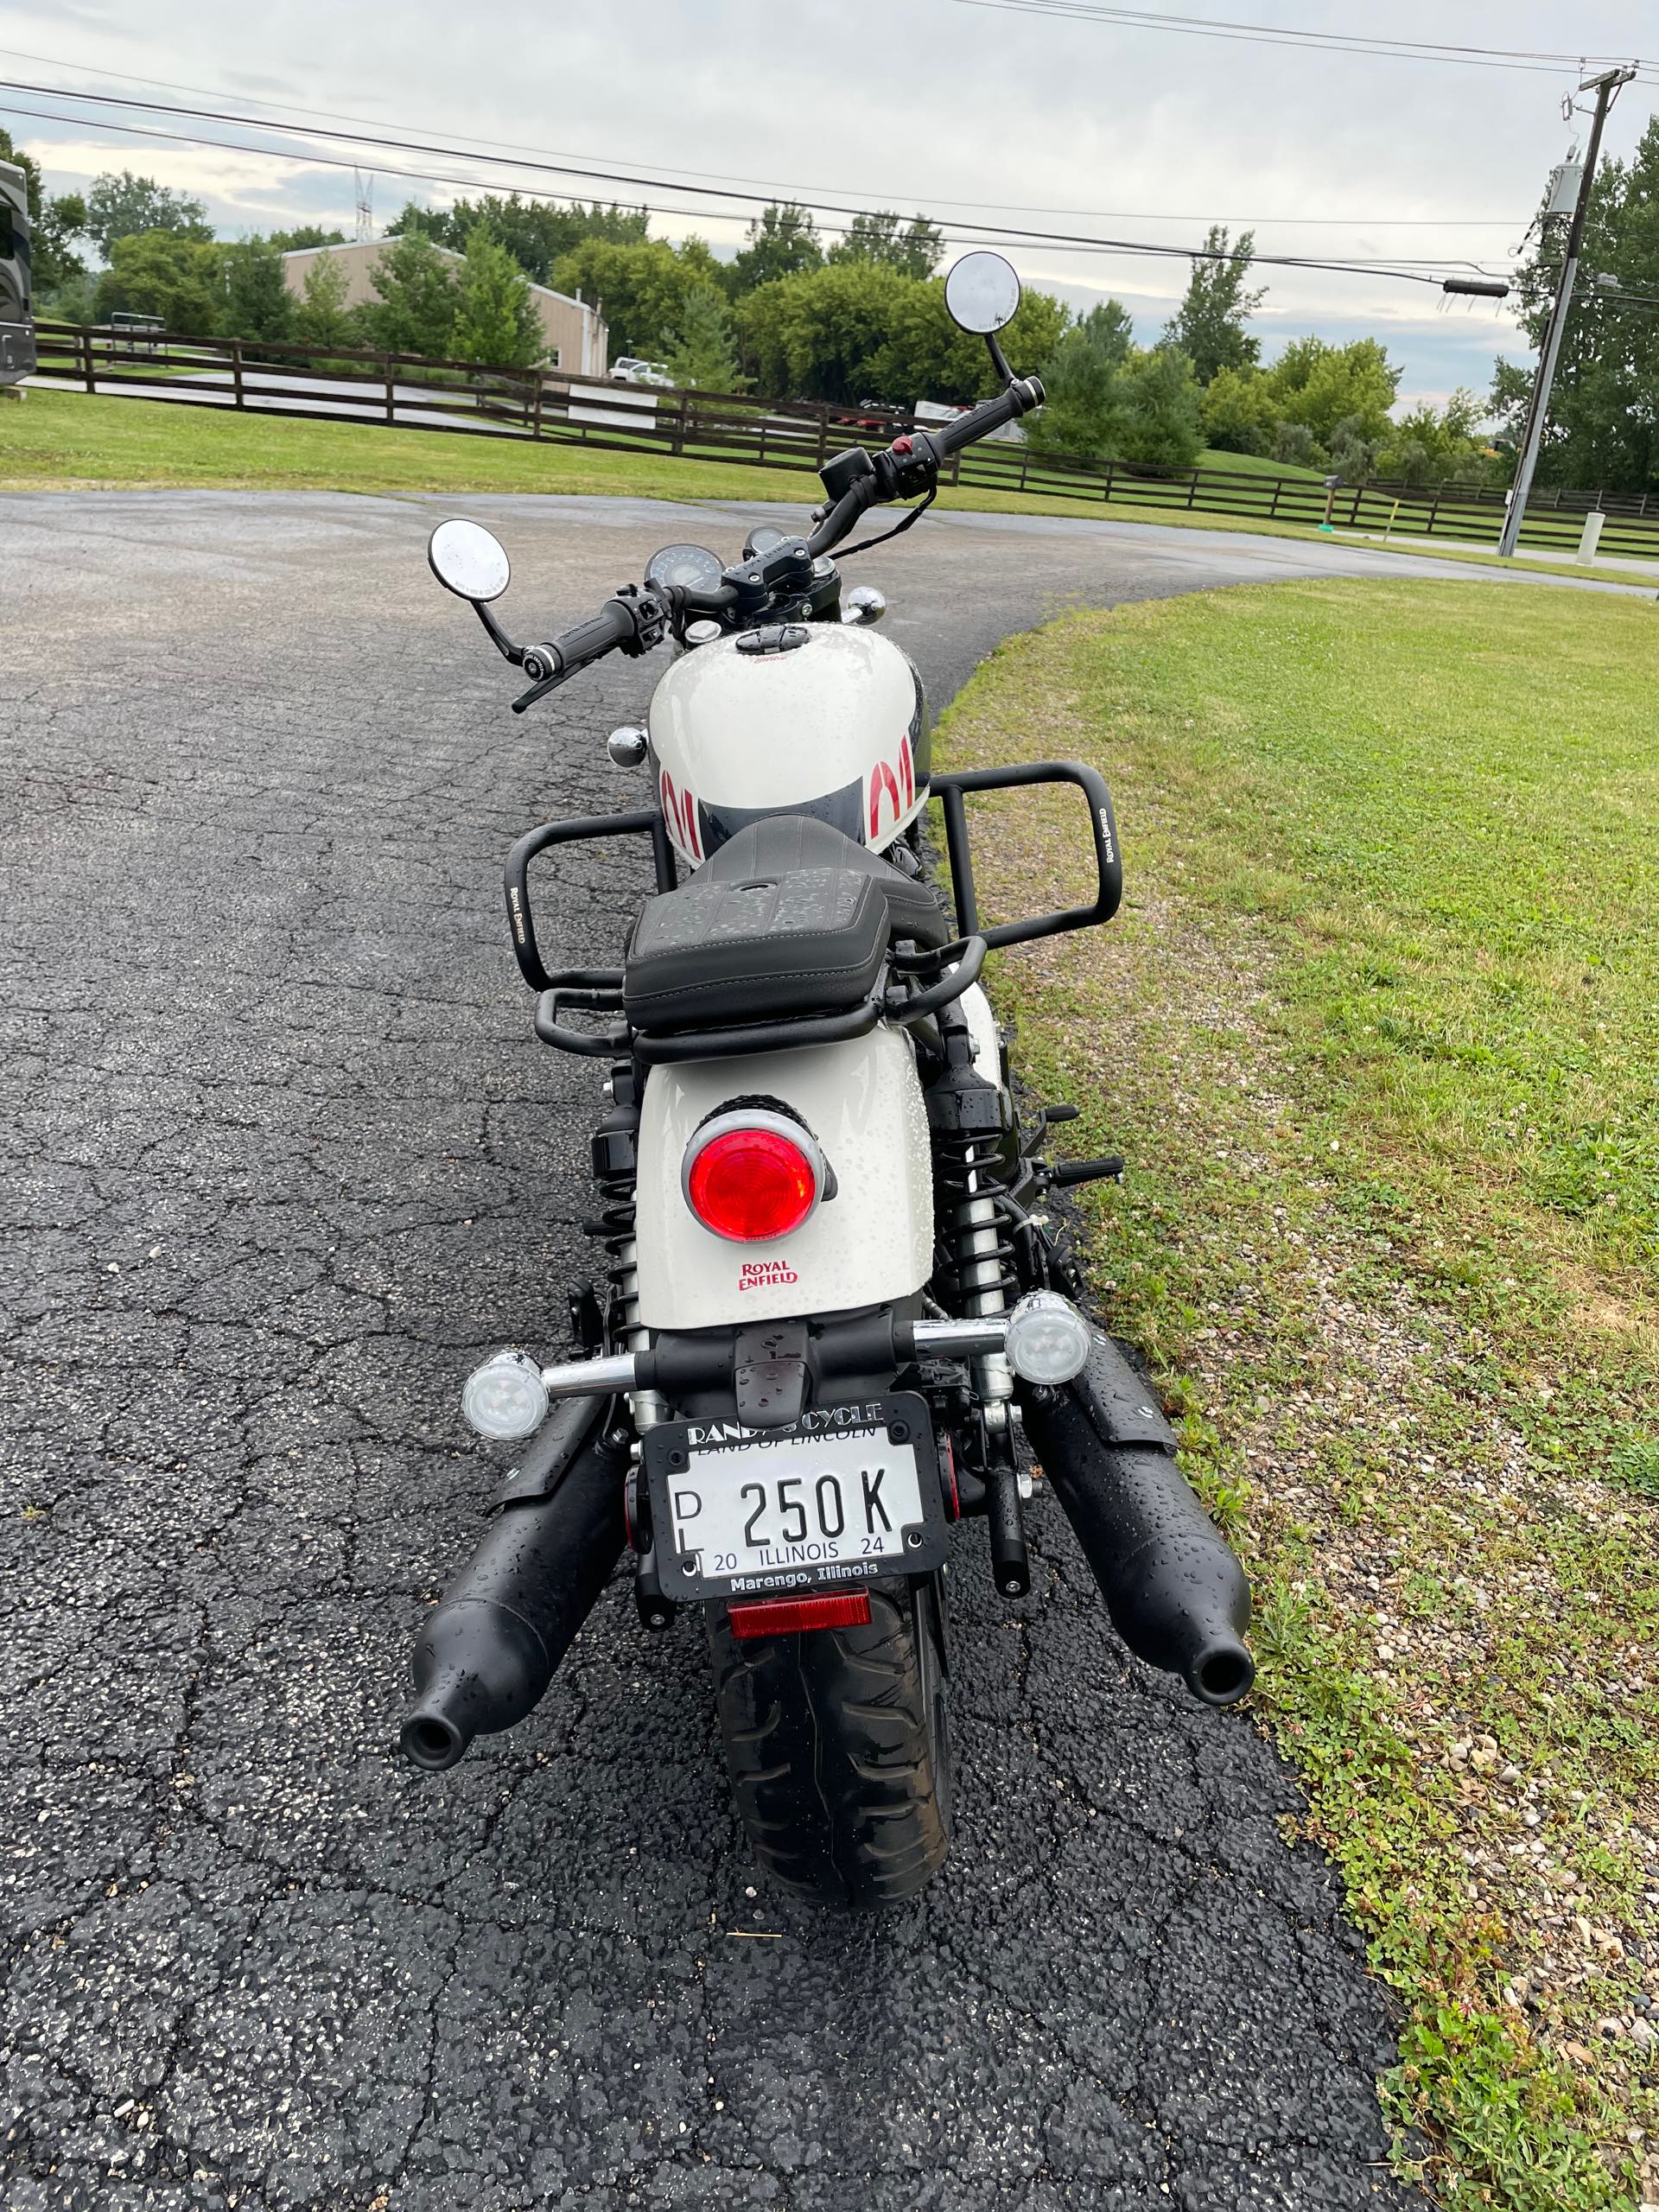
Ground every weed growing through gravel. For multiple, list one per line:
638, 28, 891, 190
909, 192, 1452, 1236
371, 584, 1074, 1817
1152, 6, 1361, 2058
936, 579, 1659, 2212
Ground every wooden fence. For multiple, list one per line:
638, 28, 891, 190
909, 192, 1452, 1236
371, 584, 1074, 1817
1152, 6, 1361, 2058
29, 321, 1659, 564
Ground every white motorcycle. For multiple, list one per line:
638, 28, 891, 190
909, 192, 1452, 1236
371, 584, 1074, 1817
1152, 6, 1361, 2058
402, 255, 1253, 1906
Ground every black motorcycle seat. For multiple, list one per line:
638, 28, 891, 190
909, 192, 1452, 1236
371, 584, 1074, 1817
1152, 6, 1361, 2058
622, 815, 953, 1034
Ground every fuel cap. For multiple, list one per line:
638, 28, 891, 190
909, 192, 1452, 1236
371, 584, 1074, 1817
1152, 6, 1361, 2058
735, 624, 810, 655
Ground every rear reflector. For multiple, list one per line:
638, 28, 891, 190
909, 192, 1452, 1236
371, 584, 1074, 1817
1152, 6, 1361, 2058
727, 1590, 872, 1640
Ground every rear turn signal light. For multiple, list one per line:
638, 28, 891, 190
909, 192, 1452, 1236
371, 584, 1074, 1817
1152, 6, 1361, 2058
728, 1591, 872, 1640
683, 1110, 823, 1243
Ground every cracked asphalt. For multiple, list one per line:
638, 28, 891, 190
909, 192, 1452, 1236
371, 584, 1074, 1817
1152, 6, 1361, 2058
1, 483, 1579, 2212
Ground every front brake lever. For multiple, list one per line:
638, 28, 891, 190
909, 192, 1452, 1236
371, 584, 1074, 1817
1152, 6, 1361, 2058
511, 667, 573, 715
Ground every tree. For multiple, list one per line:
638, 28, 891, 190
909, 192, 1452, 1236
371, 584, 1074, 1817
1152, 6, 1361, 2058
219, 239, 294, 344
1492, 114, 1659, 492
85, 171, 211, 258
452, 227, 544, 365
294, 252, 353, 352
863, 274, 1067, 405
727, 203, 823, 296
1111, 346, 1204, 469
94, 230, 224, 332
550, 238, 719, 359
1024, 302, 1137, 456
735, 260, 1065, 406
1025, 318, 1122, 457
0, 128, 88, 292
1263, 334, 1399, 444
1163, 226, 1266, 385
827, 210, 945, 279
388, 194, 649, 285
1199, 363, 1274, 454
1373, 391, 1495, 486
736, 259, 910, 403
265, 225, 347, 253
361, 231, 459, 357
662, 283, 747, 391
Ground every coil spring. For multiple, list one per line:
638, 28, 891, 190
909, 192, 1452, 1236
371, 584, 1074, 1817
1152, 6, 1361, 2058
932, 1127, 1020, 1317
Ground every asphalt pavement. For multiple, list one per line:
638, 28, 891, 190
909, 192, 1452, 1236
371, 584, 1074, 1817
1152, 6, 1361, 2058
3, 485, 1591, 2212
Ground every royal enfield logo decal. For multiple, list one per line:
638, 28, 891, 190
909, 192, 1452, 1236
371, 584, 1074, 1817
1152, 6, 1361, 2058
739, 1259, 798, 1292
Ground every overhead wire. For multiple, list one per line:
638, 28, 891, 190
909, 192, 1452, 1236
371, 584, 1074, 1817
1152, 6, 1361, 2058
939, 0, 1654, 81
0, 79, 1515, 287
0, 41, 1529, 226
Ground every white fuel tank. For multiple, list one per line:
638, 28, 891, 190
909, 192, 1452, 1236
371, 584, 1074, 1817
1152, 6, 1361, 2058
648, 625, 929, 868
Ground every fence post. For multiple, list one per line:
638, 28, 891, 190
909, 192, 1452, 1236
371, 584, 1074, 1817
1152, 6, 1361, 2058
385, 359, 395, 426
756, 416, 766, 467
671, 389, 687, 458
1018, 445, 1029, 494
532, 373, 544, 442
1427, 491, 1443, 538
1349, 485, 1363, 526
1268, 480, 1281, 518
82, 327, 97, 395
1186, 470, 1199, 509
816, 406, 828, 470
232, 340, 245, 410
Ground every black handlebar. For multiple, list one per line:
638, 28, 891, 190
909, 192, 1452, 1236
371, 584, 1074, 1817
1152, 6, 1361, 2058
933, 373, 1045, 456
523, 596, 640, 684
504, 371, 1046, 702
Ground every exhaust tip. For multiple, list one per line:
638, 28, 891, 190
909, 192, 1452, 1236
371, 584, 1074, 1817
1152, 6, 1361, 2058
399, 1707, 470, 1771
1189, 1639, 1255, 1708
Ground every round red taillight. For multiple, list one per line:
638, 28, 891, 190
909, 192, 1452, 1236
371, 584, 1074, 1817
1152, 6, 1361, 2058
684, 1120, 820, 1243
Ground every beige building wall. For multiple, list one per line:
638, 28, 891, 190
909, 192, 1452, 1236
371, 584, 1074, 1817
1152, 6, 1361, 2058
280, 240, 609, 373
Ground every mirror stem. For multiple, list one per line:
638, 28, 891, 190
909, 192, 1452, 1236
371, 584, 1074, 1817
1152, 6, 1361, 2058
472, 599, 526, 666
985, 332, 1015, 390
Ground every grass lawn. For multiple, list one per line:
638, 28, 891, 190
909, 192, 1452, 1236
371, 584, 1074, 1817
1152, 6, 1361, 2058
936, 580, 1659, 2212
1198, 443, 1323, 479
6, 390, 1649, 591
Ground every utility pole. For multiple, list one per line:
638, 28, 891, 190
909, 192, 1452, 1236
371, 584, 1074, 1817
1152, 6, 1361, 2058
1498, 64, 1635, 559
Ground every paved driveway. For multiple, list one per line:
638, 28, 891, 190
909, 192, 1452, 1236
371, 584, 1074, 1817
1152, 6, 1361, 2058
0, 486, 1576, 2212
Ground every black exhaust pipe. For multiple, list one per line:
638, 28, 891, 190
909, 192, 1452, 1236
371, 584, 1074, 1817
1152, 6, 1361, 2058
400, 1402, 628, 1770
1017, 1334, 1254, 1707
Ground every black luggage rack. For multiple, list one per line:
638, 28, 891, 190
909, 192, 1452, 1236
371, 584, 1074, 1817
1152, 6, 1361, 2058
502, 760, 1122, 1063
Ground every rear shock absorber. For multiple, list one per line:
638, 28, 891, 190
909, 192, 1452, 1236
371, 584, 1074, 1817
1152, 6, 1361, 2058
927, 1014, 1030, 1598
587, 1062, 667, 1439
588, 1062, 675, 1630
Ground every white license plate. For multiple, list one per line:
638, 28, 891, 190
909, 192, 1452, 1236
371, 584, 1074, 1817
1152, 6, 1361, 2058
645, 1395, 945, 1600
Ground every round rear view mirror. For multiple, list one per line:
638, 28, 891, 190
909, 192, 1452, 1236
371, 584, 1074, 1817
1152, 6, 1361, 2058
428, 518, 511, 603
944, 251, 1022, 336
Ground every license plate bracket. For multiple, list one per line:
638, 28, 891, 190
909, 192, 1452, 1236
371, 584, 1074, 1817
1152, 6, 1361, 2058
643, 1392, 946, 1603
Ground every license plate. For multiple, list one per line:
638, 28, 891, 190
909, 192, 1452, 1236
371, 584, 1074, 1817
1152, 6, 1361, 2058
643, 1393, 946, 1602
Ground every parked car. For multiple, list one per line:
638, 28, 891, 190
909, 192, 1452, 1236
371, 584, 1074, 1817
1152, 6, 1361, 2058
0, 157, 35, 386
610, 356, 675, 388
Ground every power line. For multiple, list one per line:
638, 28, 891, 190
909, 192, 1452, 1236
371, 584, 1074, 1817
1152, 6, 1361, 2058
0, 41, 1529, 227
0, 79, 1510, 286
941, 0, 1654, 80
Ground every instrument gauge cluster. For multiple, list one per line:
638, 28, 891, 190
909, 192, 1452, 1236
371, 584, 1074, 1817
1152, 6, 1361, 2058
645, 543, 726, 593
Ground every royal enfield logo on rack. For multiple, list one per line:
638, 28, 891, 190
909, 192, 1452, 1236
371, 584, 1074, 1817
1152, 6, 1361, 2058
738, 1259, 798, 1292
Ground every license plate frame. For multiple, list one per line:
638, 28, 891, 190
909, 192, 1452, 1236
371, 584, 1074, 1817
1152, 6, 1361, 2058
643, 1392, 946, 1603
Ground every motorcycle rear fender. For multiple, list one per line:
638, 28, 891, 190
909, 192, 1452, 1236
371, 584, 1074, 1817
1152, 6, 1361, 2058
632, 1023, 933, 1330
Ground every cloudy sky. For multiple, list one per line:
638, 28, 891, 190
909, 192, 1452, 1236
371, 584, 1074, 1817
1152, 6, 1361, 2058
3, 0, 1656, 410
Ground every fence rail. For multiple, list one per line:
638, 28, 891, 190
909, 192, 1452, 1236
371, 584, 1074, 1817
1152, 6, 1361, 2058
29, 322, 1659, 563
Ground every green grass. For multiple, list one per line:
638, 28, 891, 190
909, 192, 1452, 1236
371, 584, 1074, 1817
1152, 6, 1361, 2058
1198, 443, 1324, 479
3, 389, 1650, 588
936, 579, 1659, 2212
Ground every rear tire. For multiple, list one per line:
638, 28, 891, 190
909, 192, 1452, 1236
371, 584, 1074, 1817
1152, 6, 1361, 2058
708, 1578, 953, 1907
